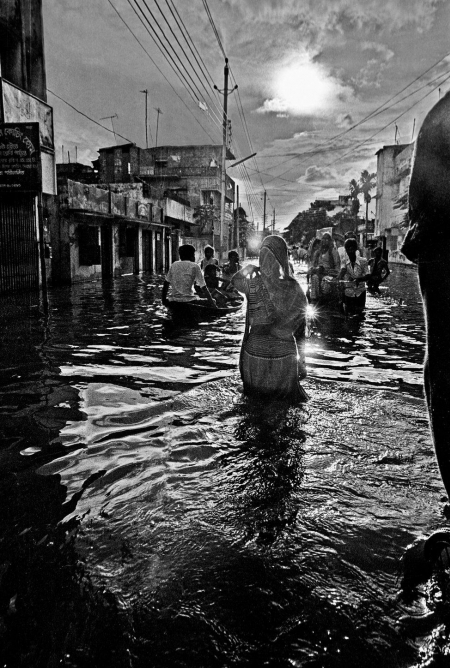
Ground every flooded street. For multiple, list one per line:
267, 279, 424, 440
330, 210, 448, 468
1, 264, 449, 667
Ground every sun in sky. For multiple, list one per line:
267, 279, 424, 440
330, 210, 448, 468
258, 55, 351, 116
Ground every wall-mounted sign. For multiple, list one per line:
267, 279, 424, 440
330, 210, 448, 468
2, 81, 54, 150
0, 123, 41, 191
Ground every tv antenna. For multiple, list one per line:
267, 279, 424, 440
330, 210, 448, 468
100, 113, 118, 143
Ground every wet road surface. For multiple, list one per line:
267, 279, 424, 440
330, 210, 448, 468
1, 264, 449, 667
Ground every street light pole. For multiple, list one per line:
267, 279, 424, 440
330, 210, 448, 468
263, 190, 267, 230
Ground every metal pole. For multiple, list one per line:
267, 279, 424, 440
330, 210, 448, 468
219, 58, 229, 262
140, 90, 148, 148
234, 184, 239, 250
263, 191, 267, 230
37, 192, 48, 310
155, 107, 163, 147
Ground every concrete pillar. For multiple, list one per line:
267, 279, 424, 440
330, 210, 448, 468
151, 229, 156, 274
136, 226, 143, 273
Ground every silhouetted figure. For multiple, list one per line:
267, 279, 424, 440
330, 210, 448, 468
402, 90, 450, 499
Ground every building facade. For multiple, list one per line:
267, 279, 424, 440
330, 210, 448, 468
97, 143, 235, 255
0, 0, 56, 293
374, 143, 414, 264
51, 173, 191, 284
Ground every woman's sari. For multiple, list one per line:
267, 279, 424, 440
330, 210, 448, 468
232, 236, 307, 401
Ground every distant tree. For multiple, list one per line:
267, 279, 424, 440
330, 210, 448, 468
359, 169, 377, 230
349, 178, 361, 230
193, 204, 220, 234
236, 210, 255, 252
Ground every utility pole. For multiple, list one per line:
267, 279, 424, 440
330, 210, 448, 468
140, 89, 149, 148
214, 58, 237, 261
272, 209, 275, 233
154, 107, 163, 147
263, 191, 267, 230
234, 184, 239, 251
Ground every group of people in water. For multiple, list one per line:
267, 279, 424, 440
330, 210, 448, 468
161, 233, 391, 403
305, 231, 390, 314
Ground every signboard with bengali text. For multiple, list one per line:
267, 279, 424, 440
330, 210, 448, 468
0, 123, 41, 192
2, 81, 54, 150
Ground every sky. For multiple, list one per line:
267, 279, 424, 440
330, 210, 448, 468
43, 0, 450, 230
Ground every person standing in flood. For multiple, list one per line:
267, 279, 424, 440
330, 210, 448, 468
309, 233, 340, 303
367, 247, 390, 294
231, 235, 308, 402
337, 238, 369, 314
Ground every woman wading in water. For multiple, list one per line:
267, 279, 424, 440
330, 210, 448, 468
231, 235, 308, 402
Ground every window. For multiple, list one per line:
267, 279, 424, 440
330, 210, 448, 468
78, 226, 100, 265
119, 227, 137, 257
202, 190, 215, 206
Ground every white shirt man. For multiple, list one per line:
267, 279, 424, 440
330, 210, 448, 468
165, 260, 206, 302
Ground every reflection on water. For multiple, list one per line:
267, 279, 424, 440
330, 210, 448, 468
0, 266, 449, 667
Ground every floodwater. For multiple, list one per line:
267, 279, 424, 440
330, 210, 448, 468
1, 264, 449, 667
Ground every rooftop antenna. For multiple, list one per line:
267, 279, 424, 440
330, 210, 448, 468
100, 114, 119, 143
411, 118, 416, 141
154, 107, 163, 147
62, 145, 64, 163
140, 90, 149, 148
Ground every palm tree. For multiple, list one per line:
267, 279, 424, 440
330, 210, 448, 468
349, 178, 361, 231
359, 169, 377, 234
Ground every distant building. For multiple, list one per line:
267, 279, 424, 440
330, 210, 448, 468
0, 0, 56, 293
97, 143, 236, 256
374, 143, 414, 263
52, 168, 181, 284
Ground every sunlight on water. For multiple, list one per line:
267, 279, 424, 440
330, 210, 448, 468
2, 267, 447, 667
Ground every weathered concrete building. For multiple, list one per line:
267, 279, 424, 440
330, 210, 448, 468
52, 171, 180, 284
0, 0, 56, 293
374, 143, 414, 263
97, 143, 235, 256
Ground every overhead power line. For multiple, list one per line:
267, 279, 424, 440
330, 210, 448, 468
255, 57, 450, 180
107, 0, 218, 143
47, 88, 134, 144
130, 0, 222, 133
201, 0, 227, 59
328, 69, 450, 167
135, 0, 224, 129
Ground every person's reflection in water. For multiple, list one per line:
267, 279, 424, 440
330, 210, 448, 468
223, 399, 307, 545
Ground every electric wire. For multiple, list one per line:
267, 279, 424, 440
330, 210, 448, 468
149, 0, 225, 127
131, 0, 223, 133
163, 0, 219, 96
201, 0, 227, 60
255, 61, 450, 179
47, 88, 134, 144
107, 0, 218, 143
327, 70, 450, 167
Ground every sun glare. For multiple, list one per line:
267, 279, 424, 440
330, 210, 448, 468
274, 60, 340, 115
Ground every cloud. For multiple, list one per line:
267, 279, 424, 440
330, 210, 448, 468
255, 55, 354, 116
301, 165, 339, 185
336, 113, 354, 128
361, 41, 395, 61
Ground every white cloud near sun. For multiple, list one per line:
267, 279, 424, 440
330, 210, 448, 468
255, 55, 353, 117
